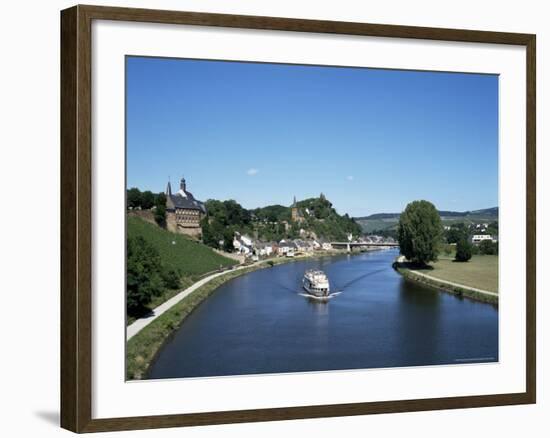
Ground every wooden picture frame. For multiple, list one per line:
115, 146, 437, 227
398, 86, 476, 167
61, 4, 536, 433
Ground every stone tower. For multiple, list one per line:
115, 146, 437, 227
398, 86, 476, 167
291, 196, 303, 223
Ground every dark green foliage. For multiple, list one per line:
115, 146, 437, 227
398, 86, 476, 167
222, 228, 234, 252
205, 199, 251, 227
162, 268, 180, 290
253, 221, 287, 242
127, 187, 166, 212
127, 187, 142, 209
127, 236, 164, 316
297, 197, 362, 241
455, 239, 473, 262
201, 218, 226, 249
201, 199, 253, 251
154, 204, 166, 225
154, 193, 167, 225
253, 204, 291, 222
487, 221, 499, 237
140, 191, 154, 209
445, 223, 468, 244
398, 200, 443, 265
479, 239, 498, 255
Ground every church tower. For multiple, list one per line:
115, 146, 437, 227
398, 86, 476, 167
291, 196, 302, 222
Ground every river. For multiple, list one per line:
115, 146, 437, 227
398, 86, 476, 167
147, 249, 498, 379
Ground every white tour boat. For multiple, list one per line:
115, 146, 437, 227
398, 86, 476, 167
302, 269, 330, 298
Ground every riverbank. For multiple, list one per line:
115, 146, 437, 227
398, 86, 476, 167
127, 263, 268, 379
393, 256, 498, 305
126, 248, 362, 379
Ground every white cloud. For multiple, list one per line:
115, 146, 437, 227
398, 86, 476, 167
246, 168, 259, 176
346, 175, 354, 181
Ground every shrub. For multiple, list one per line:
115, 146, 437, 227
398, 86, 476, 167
154, 204, 166, 226
455, 239, 473, 262
162, 268, 181, 290
479, 239, 498, 255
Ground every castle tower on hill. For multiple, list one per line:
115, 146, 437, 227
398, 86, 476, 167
291, 196, 304, 223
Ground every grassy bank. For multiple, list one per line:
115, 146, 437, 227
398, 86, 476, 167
422, 255, 498, 293
394, 255, 498, 305
127, 216, 237, 275
126, 262, 277, 380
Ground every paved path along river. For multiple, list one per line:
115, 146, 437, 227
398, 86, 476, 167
147, 249, 498, 379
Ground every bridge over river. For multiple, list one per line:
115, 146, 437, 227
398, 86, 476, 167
330, 241, 399, 251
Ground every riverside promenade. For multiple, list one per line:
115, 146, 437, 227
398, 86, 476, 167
126, 263, 257, 340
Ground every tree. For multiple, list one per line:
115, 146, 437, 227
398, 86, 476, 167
397, 200, 443, 265
126, 236, 164, 316
127, 187, 142, 209
455, 239, 473, 262
445, 224, 468, 244
141, 190, 155, 209
223, 228, 235, 252
154, 192, 166, 225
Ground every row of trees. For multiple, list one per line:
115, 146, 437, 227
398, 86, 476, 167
126, 188, 166, 225
397, 200, 498, 266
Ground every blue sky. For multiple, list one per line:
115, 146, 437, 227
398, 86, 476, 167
126, 56, 498, 217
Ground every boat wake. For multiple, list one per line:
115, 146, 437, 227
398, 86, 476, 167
275, 266, 387, 301
299, 291, 343, 301
333, 268, 387, 291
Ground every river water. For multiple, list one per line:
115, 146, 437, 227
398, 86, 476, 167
147, 249, 498, 379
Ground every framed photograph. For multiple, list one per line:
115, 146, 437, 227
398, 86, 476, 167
60, 5, 536, 433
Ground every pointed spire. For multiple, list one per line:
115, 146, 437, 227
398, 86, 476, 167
166, 178, 172, 196
293, 195, 297, 207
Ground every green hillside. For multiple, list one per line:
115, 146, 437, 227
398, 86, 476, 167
127, 216, 237, 277
355, 207, 498, 233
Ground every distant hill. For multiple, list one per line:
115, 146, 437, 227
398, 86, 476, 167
355, 207, 498, 233
127, 216, 236, 277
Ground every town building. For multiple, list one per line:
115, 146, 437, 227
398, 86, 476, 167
233, 232, 254, 256
165, 177, 207, 237
278, 240, 296, 256
471, 234, 495, 244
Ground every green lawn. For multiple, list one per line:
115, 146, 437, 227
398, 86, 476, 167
418, 255, 499, 293
127, 215, 237, 276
